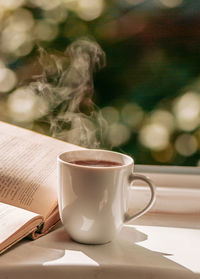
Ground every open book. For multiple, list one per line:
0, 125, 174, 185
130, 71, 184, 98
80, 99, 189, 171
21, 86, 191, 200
0, 121, 82, 254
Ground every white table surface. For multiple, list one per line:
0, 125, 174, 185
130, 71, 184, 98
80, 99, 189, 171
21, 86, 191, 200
0, 213, 200, 279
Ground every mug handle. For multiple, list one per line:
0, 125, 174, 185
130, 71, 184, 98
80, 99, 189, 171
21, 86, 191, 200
124, 173, 156, 222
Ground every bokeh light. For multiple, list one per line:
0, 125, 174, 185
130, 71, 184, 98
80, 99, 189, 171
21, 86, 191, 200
173, 91, 200, 132
121, 103, 144, 130
151, 144, 174, 163
0, 0, 25, 9
76, 0, 104, 21
150, 109, 175, 133
34, 20, 59, 41
139, 123, 170, 151
7, 87, 48, 122
0, 9, 35, 58
1, 26, 34, 57
108, 123, 131, 147
100, 106, 119, 124
175, 134, 198, 157
0, 68, 17, 93
15, 41, 34, 57
7, 9, 34, 32
43, 6, 68, 23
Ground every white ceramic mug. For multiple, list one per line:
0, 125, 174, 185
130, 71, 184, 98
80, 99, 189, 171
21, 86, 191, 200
57, 149, 156, 244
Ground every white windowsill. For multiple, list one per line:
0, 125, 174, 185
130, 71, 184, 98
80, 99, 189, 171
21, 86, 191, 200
128, 164, 200, 215
135, 164, 200, 189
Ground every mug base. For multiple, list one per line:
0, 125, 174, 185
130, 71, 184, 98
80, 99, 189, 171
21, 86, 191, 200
71, 237, 112, 245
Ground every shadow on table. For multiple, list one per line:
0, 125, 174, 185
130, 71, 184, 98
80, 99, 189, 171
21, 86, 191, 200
1, 221, 198, 279
32, 222, 198, 279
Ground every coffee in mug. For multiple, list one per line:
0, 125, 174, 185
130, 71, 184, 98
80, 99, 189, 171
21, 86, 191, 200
69, 159, 123, 167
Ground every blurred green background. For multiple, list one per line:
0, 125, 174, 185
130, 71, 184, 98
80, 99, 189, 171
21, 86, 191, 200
0, 0, 200, 166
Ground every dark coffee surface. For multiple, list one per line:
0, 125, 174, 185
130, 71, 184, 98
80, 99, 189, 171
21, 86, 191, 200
69, 160, 122, 167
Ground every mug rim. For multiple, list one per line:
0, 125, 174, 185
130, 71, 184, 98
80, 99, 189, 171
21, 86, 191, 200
57, 149, 134, 169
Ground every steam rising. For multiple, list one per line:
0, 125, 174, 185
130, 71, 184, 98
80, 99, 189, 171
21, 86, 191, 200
31, 38, 109, 148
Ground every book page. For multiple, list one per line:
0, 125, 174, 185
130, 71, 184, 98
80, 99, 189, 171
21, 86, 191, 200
0, 121, 82, 218
0, 202, 43, 254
